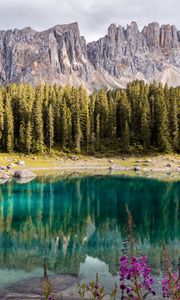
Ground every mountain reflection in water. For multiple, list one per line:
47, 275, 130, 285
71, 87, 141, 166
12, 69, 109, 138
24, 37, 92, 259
0, 175, 179, 282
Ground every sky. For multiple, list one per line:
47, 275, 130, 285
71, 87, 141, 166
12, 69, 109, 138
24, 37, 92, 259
0, 0, 179, 42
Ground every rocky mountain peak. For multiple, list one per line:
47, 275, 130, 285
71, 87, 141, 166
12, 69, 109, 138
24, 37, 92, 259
142, 22, 160, 48
128, 21, 139, 33
0, 21, 180, 89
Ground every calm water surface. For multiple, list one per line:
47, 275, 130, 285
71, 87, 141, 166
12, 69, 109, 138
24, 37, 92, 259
0, 175, 179, 288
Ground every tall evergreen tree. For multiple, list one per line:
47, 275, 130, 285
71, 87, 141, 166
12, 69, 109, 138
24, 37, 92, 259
116, 89, 131, 150
95, 90, 109, 138
25, 120, 32, 154
75, 114, 82, 152
32, 85, 44, 152
54, 88, 63, 144
95, 113, 100, 149
127, 80, 141, 145
3, 91, 14, 152
79, 87, 90, 151
168, 88, 179, 150
0, 87, 4, 147
149, 83, 170, 151
140, 84, 151, 149
46, 103, 54, 151
108, 97, 116, 138
0, 81, 178, 154
60, 101, 72, 149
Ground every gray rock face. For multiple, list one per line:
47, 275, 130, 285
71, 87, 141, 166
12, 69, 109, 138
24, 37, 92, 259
0, 21, 180, 89
87, 21, 180, 87
14, 169, 37, 178
0, 23, 94, 87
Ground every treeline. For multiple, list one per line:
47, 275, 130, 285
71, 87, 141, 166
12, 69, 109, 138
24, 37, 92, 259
0, 80, 179, 153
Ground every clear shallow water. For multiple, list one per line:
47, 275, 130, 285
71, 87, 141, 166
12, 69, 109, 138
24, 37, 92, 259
0, 175, 179, 288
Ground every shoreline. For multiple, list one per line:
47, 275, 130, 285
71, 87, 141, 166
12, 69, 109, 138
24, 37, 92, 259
0, 153, 180, 181
0, 272, 162, 300
0, 274, 81, 300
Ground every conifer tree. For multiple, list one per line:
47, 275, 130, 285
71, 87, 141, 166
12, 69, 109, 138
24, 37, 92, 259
24, 85, 35, 153
75, 114, 82, 152
25, 120, 32, 154
0, 81, 178, 154
140, 84, 151, 149
79, 87, 90, 152
123, 120, 130, 151
46, 103, 54, 151
95, 113, 100, 149
150, 83, 170, 151
95, 90, 109, 138
19, 122, 25, 151
89, 94, 96, 152
32, 85, 44, 152
60, 101, 72, 149
0, 87, 4, 147
54, 88, 63, 144
116, 90, 131, 150
108, 97, 116, 138
3, 91, 14, 152
168, 88, 179, 150
127, 80, 141, 145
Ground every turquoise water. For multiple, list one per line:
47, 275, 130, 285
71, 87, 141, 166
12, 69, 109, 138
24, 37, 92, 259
0, 175, 180, 288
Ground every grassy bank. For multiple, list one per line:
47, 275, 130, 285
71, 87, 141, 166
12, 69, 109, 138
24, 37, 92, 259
0, 151, 179, 181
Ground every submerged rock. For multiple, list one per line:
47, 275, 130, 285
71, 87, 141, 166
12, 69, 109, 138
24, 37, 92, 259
14, 177, 36, 184
0, 178, 9, 184
13, 169, 37, 178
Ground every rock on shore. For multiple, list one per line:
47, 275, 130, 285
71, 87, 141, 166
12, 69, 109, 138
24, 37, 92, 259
13, 169, 37, 178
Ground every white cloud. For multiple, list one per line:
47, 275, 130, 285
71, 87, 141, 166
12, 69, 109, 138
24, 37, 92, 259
0, 0, 179, 42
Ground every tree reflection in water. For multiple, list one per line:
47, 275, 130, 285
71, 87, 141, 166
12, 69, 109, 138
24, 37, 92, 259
0, 175, 179, 278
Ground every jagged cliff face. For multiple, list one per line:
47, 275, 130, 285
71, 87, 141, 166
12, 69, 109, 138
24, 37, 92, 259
0, 21, 180, 89
87, 22, 180, 87
0, 23, 95, 88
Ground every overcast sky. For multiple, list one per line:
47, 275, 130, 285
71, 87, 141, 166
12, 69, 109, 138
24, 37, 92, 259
0, 0, 179, 42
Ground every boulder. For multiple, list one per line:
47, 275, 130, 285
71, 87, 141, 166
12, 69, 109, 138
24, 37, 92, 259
166, 163, 172, 168
17, 160, 26, 165
134, 166, 141, 171
1, 173, 10, 179
0, 166, 6, 170
108, 160, 113, 163
9, 163, 16, 167
7, 164, 13, 170
109, 164, 120, 170
71, 155, 79, 161
13, 169, 37, 178
146, 159, 152, 163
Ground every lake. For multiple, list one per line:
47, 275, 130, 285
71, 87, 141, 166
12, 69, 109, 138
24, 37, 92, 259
0, 175, 179, 290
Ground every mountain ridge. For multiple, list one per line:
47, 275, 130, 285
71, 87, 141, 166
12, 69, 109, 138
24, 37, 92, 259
0, 21, 180, 89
